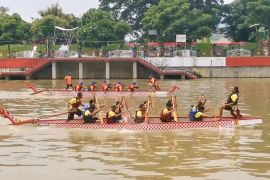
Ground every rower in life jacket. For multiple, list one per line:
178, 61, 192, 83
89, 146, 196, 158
106, 104, 122, 123
148, 74, 160, 91
64, 72, 73, 90
74, 82, 84, 92
128, 82, 137, 92
189, 105, 209, 121
219, 86, 242, 120
101, 81, 109, 92
83, 99, 99, 123
115, 82, 124, 92
160, 100, 175, 122
67, 92, 83, 121
134, 104, 146, 123
88, 82, 97, 91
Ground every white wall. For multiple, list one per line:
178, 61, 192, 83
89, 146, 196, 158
145, 57, 226, 67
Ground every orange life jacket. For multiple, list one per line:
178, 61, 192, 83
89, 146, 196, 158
128, 84, 135, 92
74, 85, 82, 91
64, 75, 72, 85
115, 84, 123, 91
101, 83, 109, 91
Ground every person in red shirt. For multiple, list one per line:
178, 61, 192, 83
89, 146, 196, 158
64, 72, 73, 90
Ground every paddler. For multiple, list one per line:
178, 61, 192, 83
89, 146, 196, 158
101, 80, 109, 92
134, 104, 146, 123
64, 72, 73, 90
106, 105, 122, 123
128, 82, 138, 92
191, 105, 209, 121
88, 81, 97, 91
189, 94, 209, 121
160, 100, 176, 122
148, 74, 160, 91
219, 86, 243, 120
67, 92, 83, 121
74, 82, 84, 92
115, 82, 124, 92
83, 99, 100, 123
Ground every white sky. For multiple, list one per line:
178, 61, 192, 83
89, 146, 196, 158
0, 0, 234, 22
0, 0, 100, 22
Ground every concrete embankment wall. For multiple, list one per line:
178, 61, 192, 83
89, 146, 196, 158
192, 67, 270, 78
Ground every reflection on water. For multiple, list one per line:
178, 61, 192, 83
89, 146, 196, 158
0, 79, 270, 179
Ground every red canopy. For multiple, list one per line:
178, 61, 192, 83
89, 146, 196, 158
128, 42, 136, 47
213, 41, 238, 45
164, 42, 176, 47
148, 42, 161, 47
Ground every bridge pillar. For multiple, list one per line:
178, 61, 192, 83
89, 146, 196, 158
160, 75, 164, 79
5, 76, 9, 80
106, 62, 110, 80
79, 62, 83, 79
52, 62, 57, 79
133, 62, 137, 79
181, 75, 185, 79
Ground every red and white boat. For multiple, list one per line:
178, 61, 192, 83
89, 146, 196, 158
0, 108, 262, 131
26, 83, 179, 97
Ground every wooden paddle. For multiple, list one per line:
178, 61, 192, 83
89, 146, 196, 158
171, 96, 178, 122
145, 95, 152, 124
94, 94, 104, 124
123, 97, 131, 119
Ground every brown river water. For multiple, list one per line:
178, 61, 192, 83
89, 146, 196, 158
0, 79, 269, 180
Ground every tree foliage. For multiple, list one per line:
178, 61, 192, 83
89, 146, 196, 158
31, 3, 79, 39
143, 0, 217, 42
99, 0, 160, 33
78, 9, 130, 48
223, 0, 270, 42
0, 7, 31, 43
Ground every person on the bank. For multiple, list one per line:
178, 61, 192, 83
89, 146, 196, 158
219, 86, 243, 120
64, 72, 73, 90
107, 105, 122, 123
148, 74, 160, 91
67, 92, 83, 121
88, 82, 97, 91
134, 104, 146, 123
74, 82, 84, 92
160, 100, 176, 122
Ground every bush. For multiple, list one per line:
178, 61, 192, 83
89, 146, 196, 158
196, 42, 212, 56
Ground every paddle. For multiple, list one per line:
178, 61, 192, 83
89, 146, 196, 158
207, 101, 218, 121
171, 95, 178, 122
145, 95, 152, 124
123, 97, 132, 119
94, 94, 104, 124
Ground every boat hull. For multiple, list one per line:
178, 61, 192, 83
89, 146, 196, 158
33, 117, 262, 131
33, 90, 169, 97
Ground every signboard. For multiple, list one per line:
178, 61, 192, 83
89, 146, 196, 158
149, 29, 157, 35
176, 34, 186, 42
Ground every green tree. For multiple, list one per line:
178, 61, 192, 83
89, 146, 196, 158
0, 7, 31, 44
222, 0, 252, 41
99, 0, 159, 33
31, 3, 79, 39
143, 0, 215, 42
78, 9, 130, 48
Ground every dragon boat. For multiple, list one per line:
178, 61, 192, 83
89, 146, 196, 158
0, 108, 262, 131
26, 83, 179, 97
